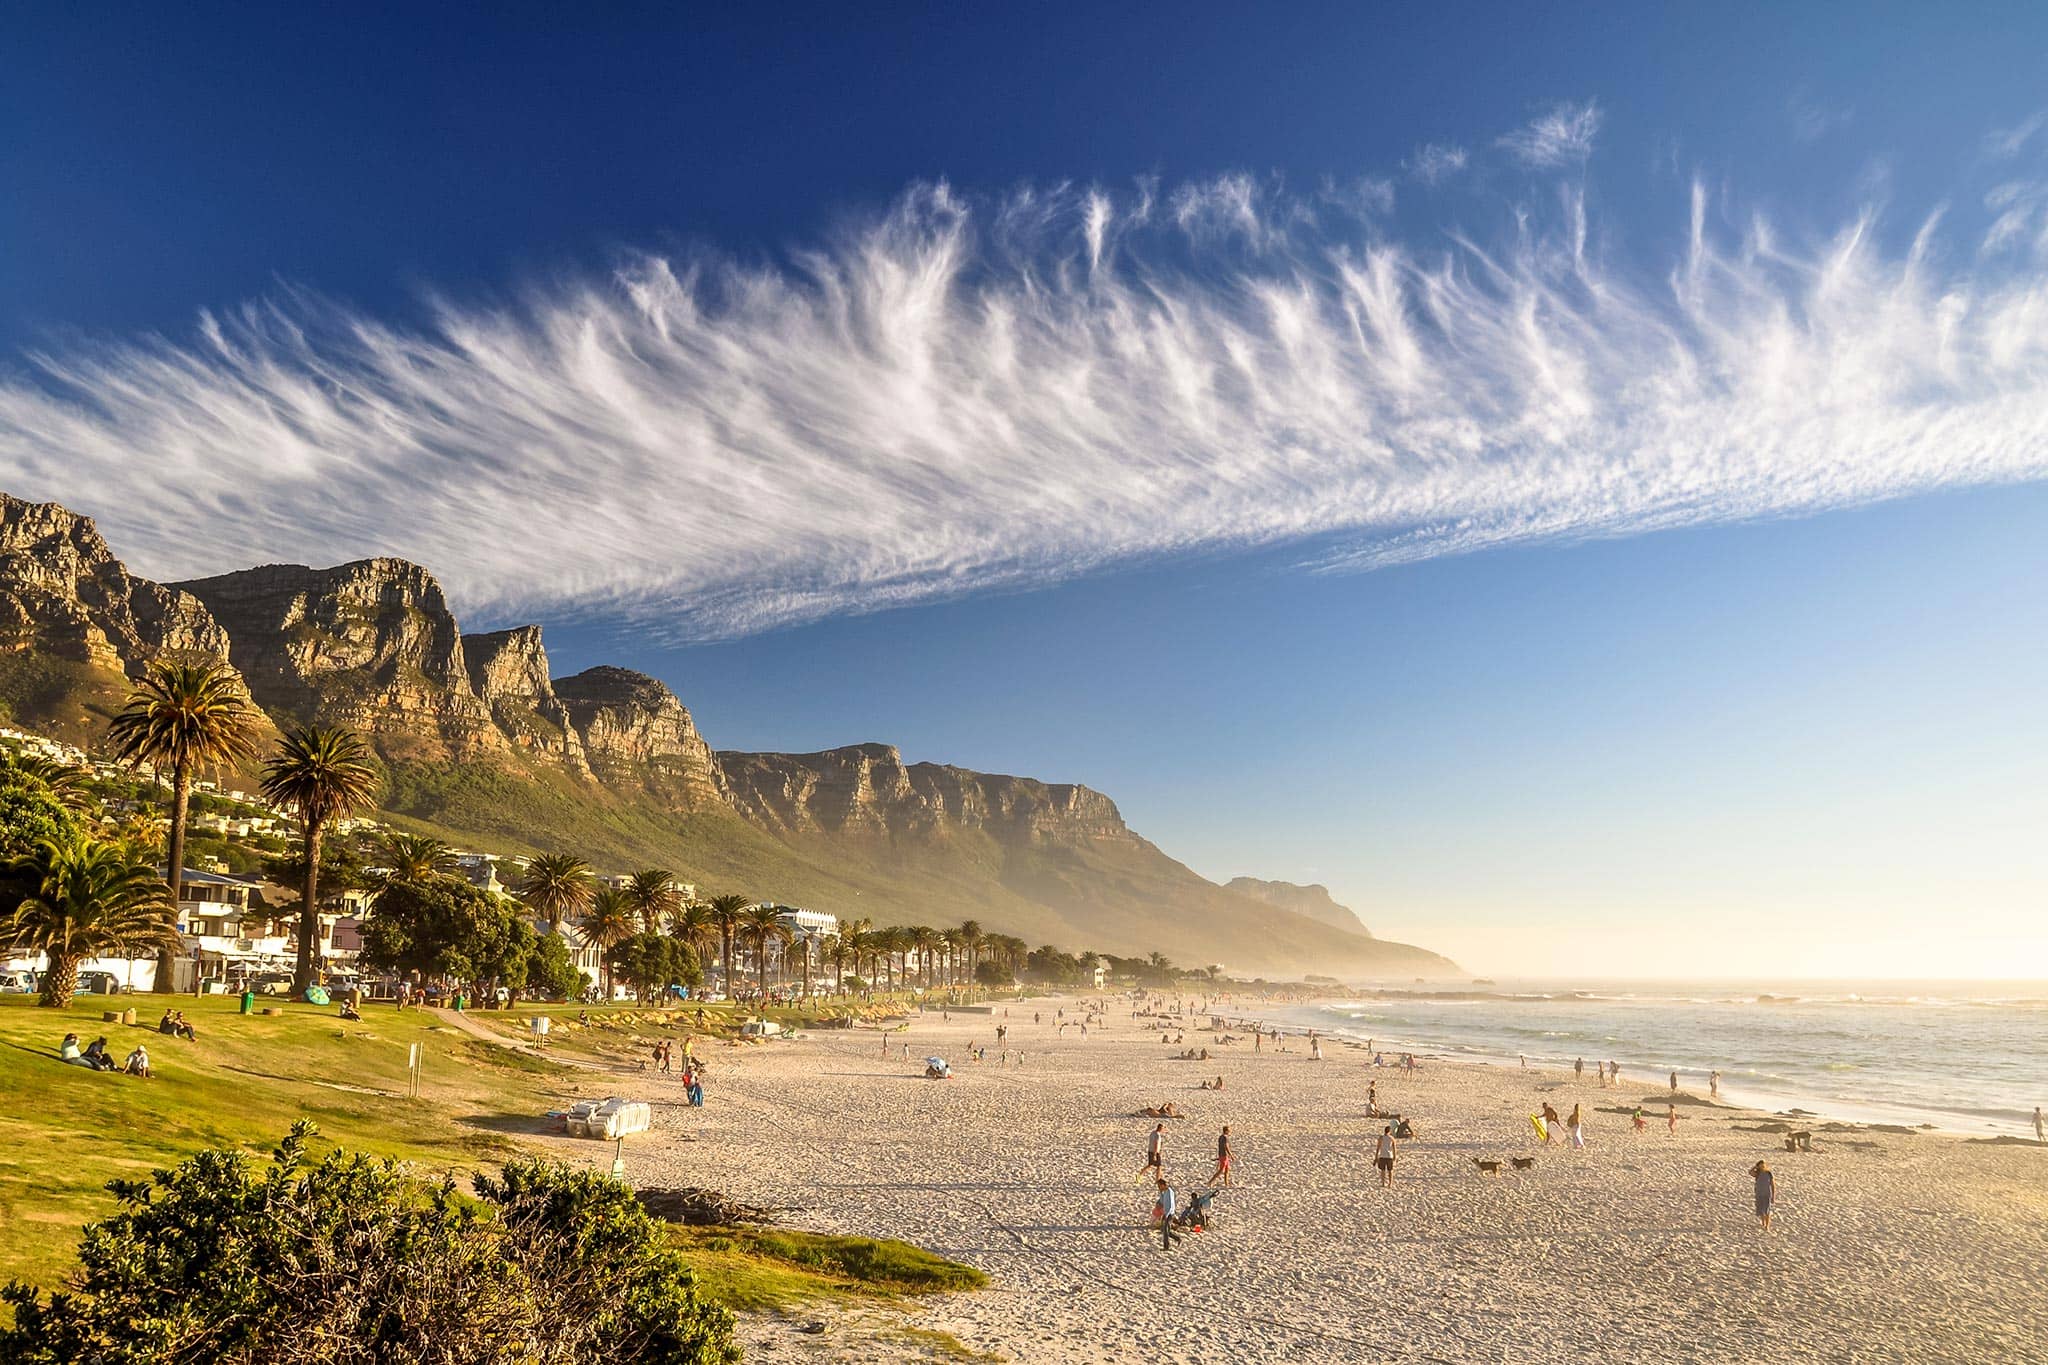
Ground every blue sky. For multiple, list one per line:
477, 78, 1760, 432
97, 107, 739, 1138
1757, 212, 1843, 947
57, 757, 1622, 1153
3, 5, 2045, 975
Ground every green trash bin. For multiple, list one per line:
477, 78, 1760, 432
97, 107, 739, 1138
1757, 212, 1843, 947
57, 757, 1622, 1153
240, 989, 255, 1015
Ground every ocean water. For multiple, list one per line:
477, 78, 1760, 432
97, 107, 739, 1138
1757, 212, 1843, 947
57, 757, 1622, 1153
1276, 980, 2048, 1139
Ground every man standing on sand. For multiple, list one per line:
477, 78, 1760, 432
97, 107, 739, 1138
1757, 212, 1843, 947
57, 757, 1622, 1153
1141, 1122, 1166, 1179
1670, 1070, 1679, 1093
1751, 1160, 1776, 1231
1711, 1070, 1721, 1099
1155, 1179, 1180, 1249
2035, 1106, 2044, 1145
1209, 1125, 1233, 1187
1575, 1057, 1583, 1081
1375, 1124, 1397, 1188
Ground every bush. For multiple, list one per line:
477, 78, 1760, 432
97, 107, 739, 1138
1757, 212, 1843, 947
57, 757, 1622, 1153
973, 960, 1010, 987
0, 1124, 738, 1365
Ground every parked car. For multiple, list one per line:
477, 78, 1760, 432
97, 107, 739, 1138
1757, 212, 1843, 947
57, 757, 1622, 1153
252, 972, 294, 996
0, 970, 35, 994
76, 970, 123, 995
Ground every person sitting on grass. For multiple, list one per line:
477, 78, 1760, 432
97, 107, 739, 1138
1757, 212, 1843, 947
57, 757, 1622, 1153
170, 1010, 197, 1041
59, 1032, 82, 1063
81, 1036, 117, 1072
124, 1044, 151, 1078
158, 1009, 179, 1036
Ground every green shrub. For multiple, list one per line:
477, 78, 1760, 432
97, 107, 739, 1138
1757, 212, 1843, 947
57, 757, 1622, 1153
0, 1124, 737, 1365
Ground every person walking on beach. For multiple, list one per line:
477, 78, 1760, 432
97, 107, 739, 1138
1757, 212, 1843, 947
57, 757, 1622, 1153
1750, 1160, 1776, 1231
1669, 1070, 1679, 1093
1141, 1122, 1166, 1179
1209, 1125, 1234, 1187
1667, 1103, 1678, 1135
1631, 1106, 1647, 1133
1567, 1103, 1585, 1149
1711, 1070, 1721, 1099
2034, 1106, 2044, 1145
1540, 1101, 1561, 1144
1155, 1179, 1181, 1249
1574, 1057, 1584, 1081
1375, 1125, 1398, 1188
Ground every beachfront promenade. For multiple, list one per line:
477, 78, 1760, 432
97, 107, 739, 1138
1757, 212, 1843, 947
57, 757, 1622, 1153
524, 998, 2047, 1363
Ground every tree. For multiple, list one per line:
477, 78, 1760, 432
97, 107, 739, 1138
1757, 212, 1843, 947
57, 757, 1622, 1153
518, 854, 592, 933
378, 833, 453, 883
105, 660, 261, 993
357, 875, 538, 995
625, 870, 680, 934
957, 919, 983, 983
260, 726, 380, 999
973, 959, 1010, 988
0, 766, 81, 862
0, 1123, 739, 1364
526, 932, 588, 1002
607, 933, 700, 1003
669, 900, 715, 966
0, 835, 177, 1007
704, 893, 751, 991
740, 905, 790, 997
579, 885, 636, 999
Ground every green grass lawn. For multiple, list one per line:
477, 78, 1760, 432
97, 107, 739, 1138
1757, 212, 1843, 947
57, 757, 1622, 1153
0, 991, 987, 1334
0, 992, 578, 1289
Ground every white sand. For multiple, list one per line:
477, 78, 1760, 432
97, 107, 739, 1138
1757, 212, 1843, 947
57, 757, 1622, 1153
556, 998, 2047, 1363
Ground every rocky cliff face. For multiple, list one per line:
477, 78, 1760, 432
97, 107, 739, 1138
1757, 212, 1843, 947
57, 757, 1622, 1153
555, 666, 725, 806
464, 626, 589, 773
1225, 877, 1372, 936
0, 493, 230, 671
174, 558, 506, 760
717, 743, 1135, 846
0, 487, 1458, 976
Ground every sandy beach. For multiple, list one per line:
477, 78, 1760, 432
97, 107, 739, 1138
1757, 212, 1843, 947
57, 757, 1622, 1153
532, 998, 2046, 1363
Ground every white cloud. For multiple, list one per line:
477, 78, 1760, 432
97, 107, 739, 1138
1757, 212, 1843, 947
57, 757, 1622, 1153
1406, 143, 1468, 185
3, 158, 2047, 642
1497, 100, 1603, 168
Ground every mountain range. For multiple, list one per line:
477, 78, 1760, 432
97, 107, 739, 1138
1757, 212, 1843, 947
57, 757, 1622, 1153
0, 491, 1454, 977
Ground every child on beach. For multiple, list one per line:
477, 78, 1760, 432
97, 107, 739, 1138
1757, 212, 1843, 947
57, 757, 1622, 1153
1631, 1106, 1647, 1133
1750, 1160, 1775, 1231
1667, 1103, 1678, 1134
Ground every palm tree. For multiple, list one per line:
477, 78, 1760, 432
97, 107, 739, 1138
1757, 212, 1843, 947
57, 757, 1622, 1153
378, 832, 453, 883
260, 725, 380, 999
518, 853, 593, 932
580, 885, 636, 999
820, 932, 845, 995
2, 752, 91, 810
909, 926, 939, 988
669, 899, 715, 965
705, 893, 752, 991
741, 904, 791, 998
940, 928, 963, 986
106, 660, 261, 993
957, 920, 984, 984
1, 834, 178, 1007
625, 869, 680, 933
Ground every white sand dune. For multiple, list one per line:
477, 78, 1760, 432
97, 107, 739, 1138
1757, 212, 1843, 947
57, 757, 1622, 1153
577, 998, 2045, 1363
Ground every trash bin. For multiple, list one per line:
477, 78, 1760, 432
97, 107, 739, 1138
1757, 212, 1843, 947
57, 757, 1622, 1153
240, 989, 255, 1015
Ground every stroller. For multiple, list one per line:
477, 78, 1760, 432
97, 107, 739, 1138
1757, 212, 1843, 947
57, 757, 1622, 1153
1168, 1188, 1216, 1233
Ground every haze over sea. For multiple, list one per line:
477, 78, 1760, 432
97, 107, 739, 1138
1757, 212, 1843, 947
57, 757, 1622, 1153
1283, 980, 2048, 1139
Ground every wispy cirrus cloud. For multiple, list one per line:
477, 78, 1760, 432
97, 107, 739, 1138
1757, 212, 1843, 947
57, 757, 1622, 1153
1497, 99, 1602, 167
1406, 142, 1468, 185
3, 120, 2048, 641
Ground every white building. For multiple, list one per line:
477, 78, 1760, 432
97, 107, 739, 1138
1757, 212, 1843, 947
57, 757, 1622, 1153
771, 905, 838, 937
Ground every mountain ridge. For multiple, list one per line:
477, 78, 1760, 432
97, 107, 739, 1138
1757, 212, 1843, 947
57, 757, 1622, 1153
0, 490, 1456, 977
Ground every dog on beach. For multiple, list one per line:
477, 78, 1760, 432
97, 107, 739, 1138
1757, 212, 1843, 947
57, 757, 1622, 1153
1510, 1156, 1536, 1170
1472, 1159, 1501, 1175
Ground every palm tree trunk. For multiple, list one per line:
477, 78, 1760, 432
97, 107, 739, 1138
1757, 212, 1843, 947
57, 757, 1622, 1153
154, 765, 191, 993
40, 951, 79, 1008
292, 819, 323, 998
756, 934, 768, 997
